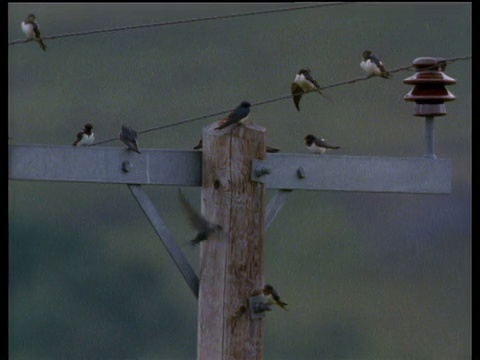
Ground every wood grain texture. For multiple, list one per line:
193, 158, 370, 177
197, 121, 267, 360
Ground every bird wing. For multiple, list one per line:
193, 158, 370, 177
304, 72, 322, 91
315, 138, 340, 149
73, 131, 83, 146
270, 288, 288, 311
291, 83, 304, 111
370, 54, 388, 72
177, 189, 210, 231
127, 126, 138, 138
229, 106, 249, 123
304, 73, 334, 100
215, 106, 248, 130
120, 127, 140, 152
33, 25, 41, 39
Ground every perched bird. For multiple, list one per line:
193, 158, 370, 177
214, 101, 251, 130
262, 284, 288, 311
119, 125, 141, 154
193, 139, 280, 153
177, 189, 222, 246
304, 134, 340, 154
360, 50, 392, 79
291, 67, 330, 111
72, 123, 95, 146
21, 14, 47, 51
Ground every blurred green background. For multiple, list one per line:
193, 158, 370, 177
8, 3, 471, 359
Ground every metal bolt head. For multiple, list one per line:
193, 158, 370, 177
255, 166, 271, 177
122, 161, 133, 173
297, 166, 306, 179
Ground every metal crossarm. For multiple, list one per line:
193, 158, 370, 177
251, 154, 452, 194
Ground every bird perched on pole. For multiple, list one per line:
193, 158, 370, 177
262, 284, 288, 311
21, 14, 47, 51
72, 123, 95, 146
291, 67, 331, 111
214, 101, 251, 130
177, 189, 222, 246
360, 50, 392, 79
119, 125, 141, 154
304, 134, 340, 154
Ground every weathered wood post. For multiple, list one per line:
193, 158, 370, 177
197, 121, 267, 360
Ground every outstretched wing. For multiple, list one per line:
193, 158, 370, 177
177, 189, 210, 231
291, 82, 304, 111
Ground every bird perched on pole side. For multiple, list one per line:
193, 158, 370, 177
72, 123, 95, 146
214, 101, 251, 130
262, 284, 288, 311
304, 134, 340, 154
291, 67, 331, 111
21, 14, 47, 51
119, 125, 141, 154
177, 189, 222, 246
360, 50, 392, 79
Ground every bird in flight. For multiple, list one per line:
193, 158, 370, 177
177, 189, 222, 246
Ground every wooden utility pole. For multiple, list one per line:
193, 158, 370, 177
8, 56, 456, 360
197, 122, 267, 360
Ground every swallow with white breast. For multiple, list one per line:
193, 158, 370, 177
21, 14, 47, 51
291, 67, 331, 111
262, 284, 288, 311
304, 134, 340, 154
360, 50, 392, 79
73, 123, 95, 146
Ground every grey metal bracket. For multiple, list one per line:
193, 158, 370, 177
8, 145, 202, 186
248, 294, 272, 320
128, 184, 199, 298
252, 154, 452, 194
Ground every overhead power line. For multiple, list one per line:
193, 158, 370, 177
9, 2, 351, 46
91, 55, 471, 146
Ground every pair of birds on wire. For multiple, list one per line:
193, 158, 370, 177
73, 124, 141, 154
291, 50, 392, 112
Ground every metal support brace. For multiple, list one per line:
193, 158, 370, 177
128, 184, 199, 298
265, 189, 293, 230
